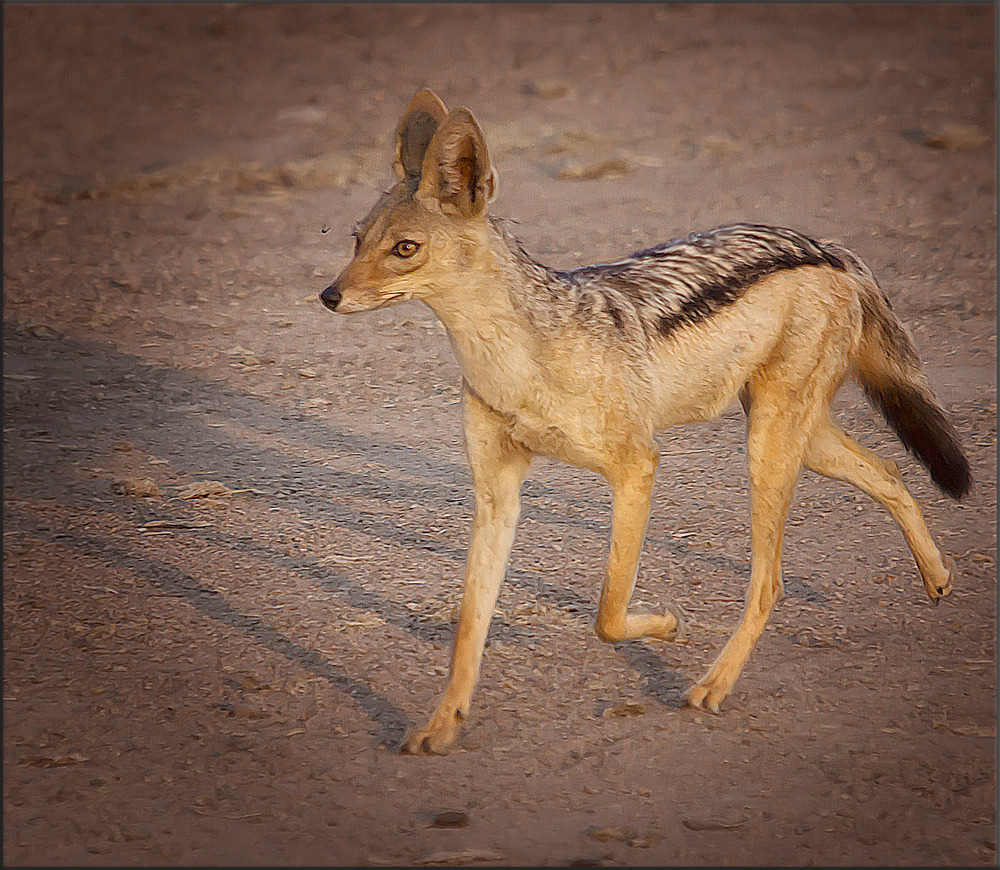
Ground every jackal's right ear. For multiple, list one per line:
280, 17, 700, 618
416, 108, 498, 218
393, 88, 449, 181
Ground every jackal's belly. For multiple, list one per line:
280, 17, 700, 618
646, 283, 790, 427
465, 349, 747, 472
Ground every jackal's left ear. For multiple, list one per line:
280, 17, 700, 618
393, 89, 449, 181
416, 108, 498, 218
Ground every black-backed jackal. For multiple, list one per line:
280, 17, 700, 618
319, 88, 971, 755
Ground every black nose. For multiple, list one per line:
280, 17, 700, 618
320, 280, 341, 311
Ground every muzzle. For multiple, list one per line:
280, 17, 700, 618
319, 280, 342, 311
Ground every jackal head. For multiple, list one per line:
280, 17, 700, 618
319, 88, 499, 314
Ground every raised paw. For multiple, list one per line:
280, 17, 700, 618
643, 604, 686, 642
401, 705, 464, 755
664, 603, 687, 642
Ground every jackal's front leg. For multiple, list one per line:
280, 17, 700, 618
403, 386, 530, 755
594, 444, 684, 644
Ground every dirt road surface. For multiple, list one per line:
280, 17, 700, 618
4, 4, 996, 866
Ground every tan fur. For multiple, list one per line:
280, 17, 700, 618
319, 89, 967, 754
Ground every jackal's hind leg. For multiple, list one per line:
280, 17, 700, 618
685, 387, 811, 713
804, 420, 956, 601
594, 445, 685, 645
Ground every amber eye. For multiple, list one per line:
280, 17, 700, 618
391, 240, 420, 258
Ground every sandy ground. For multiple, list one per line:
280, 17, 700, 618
3, 4, 997, 866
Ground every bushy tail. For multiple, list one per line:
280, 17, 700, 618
842, 250, 971, 499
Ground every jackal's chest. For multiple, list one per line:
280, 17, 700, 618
448, 325, 642, 468
472, 375, 622, 469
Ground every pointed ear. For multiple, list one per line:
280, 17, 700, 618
393, 88, 449, 181
416, 108, 498, 218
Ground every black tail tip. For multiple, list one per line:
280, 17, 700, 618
865, 381, 972, 500
933, 451, 972, 500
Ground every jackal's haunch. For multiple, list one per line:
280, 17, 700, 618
319, 88, 971, 755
